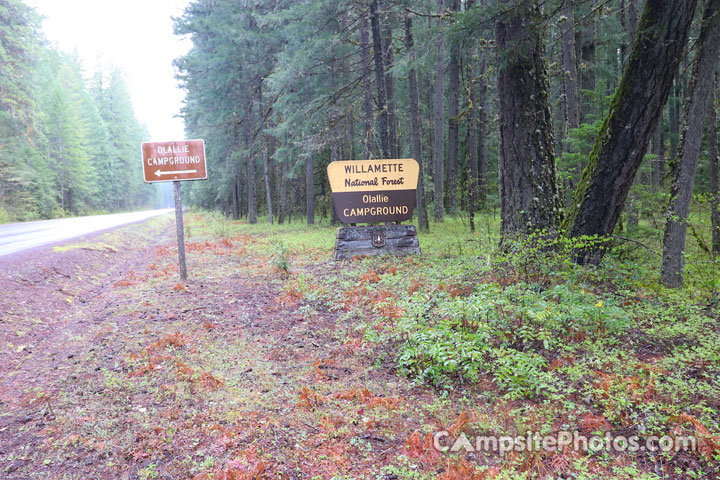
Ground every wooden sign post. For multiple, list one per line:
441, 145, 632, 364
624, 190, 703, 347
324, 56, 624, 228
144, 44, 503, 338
141, 139, 207, 282
327, 158, 421, 260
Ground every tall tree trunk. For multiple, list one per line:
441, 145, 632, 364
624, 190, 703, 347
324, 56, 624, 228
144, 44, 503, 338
232, 174, 239, 220
382, 3, 399, 159
330, 140, 340, 226
710, 76, 720, 253
619, 0, 628, 67
264, 134, 274, 224
239, 159, 246, 218
560, 0, 579, 136
279, 159, 287, 224
478, 56, 489, 207
624, 0, 640, 231
669, 77, 681, 158
651, 122, 664, 192
469, 0, 488, 207
446, 0, 461, 212
563, 0, 699, 263
247, 155, 257, 224
628, 0, 638, 40
345, 112, 355, 160
496, 0, 560, 238
578, 21, 595, 123
432, 0, 445, 222
359, 16, 377, 159
306, 156, 314, 225
467, 59, 479, 232
245, 120, 257, 225
661, 0, 720, 287
370, 0, 391, 159
405, 14, 429, 232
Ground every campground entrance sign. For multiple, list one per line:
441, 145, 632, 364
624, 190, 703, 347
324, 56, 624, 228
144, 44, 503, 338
327, 158, 419, 224
327, 158, 421, 260
141, 139, 207, 282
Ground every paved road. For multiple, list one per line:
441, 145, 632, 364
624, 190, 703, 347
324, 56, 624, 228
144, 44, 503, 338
0, 209, 173, 257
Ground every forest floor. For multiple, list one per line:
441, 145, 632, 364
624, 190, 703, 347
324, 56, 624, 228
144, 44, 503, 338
0, 212, 719, 479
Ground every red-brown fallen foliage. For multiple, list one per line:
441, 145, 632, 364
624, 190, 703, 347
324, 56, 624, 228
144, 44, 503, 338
185, 240, 242, 256
439, 459, 494, 480
667, 413, 720, 458
405, 430, 441, 463
360, 269, 381, 285
193, 449, 268, 480
408, 278, 423, 295
113, 269, 147, 287
333, 387, 401, 409
297, 386, 324, 408
447, 411, 473, 437
579, 412, 611, 434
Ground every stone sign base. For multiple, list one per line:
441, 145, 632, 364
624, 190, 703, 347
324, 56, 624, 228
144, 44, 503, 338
333, 225, 422, 260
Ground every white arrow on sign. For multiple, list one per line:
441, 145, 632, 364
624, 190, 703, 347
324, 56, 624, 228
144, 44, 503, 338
155, 169, 197, 177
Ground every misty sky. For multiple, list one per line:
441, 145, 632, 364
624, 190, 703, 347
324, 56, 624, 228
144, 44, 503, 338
26, 0, 192, 142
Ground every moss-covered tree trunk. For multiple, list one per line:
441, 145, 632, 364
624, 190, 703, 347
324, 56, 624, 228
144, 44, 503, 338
496, 0, 560, 238
661, 0, 720, 287
560, 0, 579, 134
710, 76, 720, 253
563, 0, 699, 263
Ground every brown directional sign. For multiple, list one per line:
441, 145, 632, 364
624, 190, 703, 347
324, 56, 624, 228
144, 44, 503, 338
141, 139, 207, 183
327, 158, 419, 224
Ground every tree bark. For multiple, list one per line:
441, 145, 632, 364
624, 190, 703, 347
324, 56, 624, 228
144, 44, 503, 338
432, 0, 445, 222
232, 174, 239, 220
710, 76, 720, 253
359, 15, 377, 159
560, 0, 579, 134
496, 0, 560, 238
578, 21, 595, 123
661, 0, 720, 287
405, 14, 429, 232
245, 120, 257, 225
370, 0, 391, 159
382, 3, 399, 159
279, 158, 287, 224
670, 77, 681, 157
651, 122, 664, 192
467, 66, 479, 232
563, 0, 699, 263
306, 156, 314, 225
470, 0, 488, 208
446, 0, 461, 212
624, 0, 641, 232
477, 56, 489, 207
263, 134, 274, 224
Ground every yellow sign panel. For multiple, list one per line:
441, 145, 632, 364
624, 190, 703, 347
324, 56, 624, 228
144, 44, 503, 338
327, 159, 419, 193
327, 159, 419, 224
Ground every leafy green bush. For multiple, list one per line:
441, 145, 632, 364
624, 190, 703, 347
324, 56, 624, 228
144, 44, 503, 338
369, 280, 630, 397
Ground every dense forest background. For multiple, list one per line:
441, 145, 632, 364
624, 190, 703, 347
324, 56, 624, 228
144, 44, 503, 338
174, 0, 720, 287
0, 0, 160, 222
